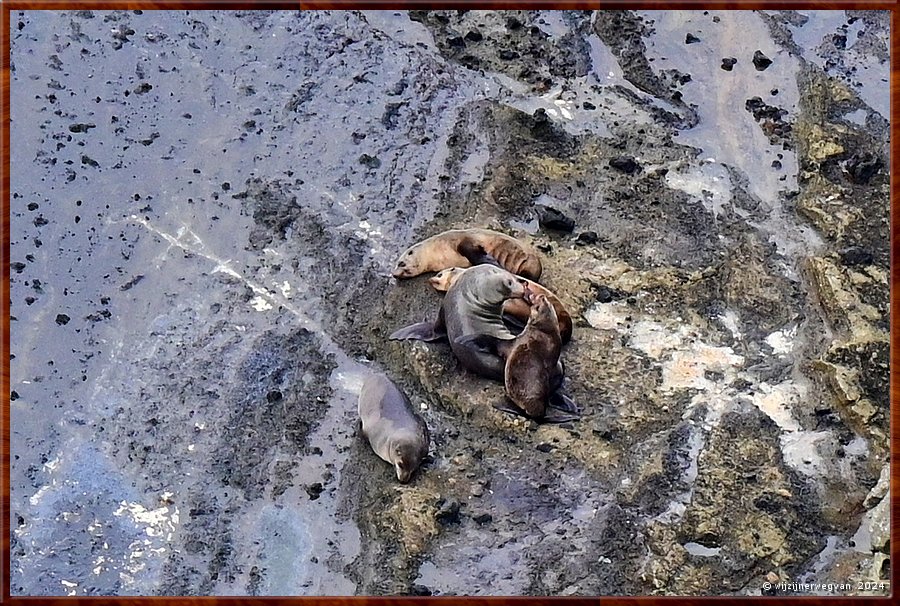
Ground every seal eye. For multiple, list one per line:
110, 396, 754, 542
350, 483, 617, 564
398, 261, 406, 268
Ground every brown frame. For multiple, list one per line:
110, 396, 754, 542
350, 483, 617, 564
0, 1, 895, 604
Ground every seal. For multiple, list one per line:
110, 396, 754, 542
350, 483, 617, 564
389, 264, 527, 379
456, 293, 580, 424
358, 372, 429, 483
392, 228, 542, 281
429, 267, 574, 344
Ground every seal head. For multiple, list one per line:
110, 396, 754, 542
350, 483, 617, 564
428, 267, 466, 291
390, 437, 426, 483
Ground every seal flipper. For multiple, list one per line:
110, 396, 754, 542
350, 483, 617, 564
458, 240, 502, 269
389, 321, 447, 342
491, 398, 579, 424
492, 398, 528, 418
501, 312, 527, 334
390, 307, 447, 342
454, 334, 515, 358
548, 390, 580, 414
540, 407, 581, 424
454, 333, 501, 355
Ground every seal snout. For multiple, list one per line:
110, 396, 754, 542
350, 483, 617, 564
521, 280, 534, 304
392, 262, 408, 278
395, 462, 413, 483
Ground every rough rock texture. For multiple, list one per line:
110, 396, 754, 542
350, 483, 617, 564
9, 9, 889, 597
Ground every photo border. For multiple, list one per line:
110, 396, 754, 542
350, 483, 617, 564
0, 1, 895, 603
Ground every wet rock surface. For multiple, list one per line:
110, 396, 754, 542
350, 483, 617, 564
9, 9, 889, 597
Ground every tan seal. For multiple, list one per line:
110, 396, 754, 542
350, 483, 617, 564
392, 228, 542, 280
358, 372, 429, 483
428, 267, 573, 344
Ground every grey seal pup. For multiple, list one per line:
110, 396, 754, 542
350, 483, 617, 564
358, 372, 429, 483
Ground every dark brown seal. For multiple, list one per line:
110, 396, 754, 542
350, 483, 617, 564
455, 293, 579, 424
358, 372, 429, 483
392, 228, 542, 281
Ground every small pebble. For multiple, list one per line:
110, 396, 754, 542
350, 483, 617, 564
473, 513, 493, 525
752, 50, 772, 71
575, 231, 599, 246
839, 246, 874, 266
609, 156, 641, 174
537, 206, 575, 233
305, 482, 324, 501
435, 499, 461, 525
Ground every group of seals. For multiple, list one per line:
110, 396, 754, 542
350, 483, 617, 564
390, 228, 579, 423
359, 228, 578, 483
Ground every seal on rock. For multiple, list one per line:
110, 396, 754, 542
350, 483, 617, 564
456, 293, 579, 423
358, 372, 429, 483
429, 267, 573, 344
389, 264, 527, 379
392, 228, 542, 281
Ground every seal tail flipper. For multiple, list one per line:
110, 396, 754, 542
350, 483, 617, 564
549, 361, 565, 392
548, 390, 580, 414
491, 398, 580, 424
458, 240, 502, 269
540, 407, 581, 424
492, 398, 528, 418
389, 321, 447, 342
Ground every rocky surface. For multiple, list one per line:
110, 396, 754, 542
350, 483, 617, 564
9, 9, 890, 597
